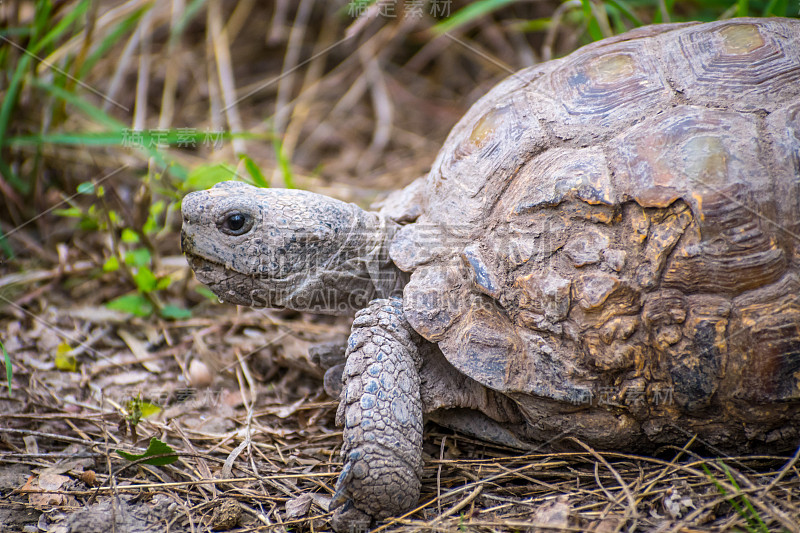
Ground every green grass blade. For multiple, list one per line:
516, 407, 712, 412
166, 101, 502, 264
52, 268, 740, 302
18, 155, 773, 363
32, 0, 54, 43
653, 0, 676, 23
608, 8, 626, 34
7, 128, 255, 184
10, 126, 254, 149
8, 131, 129, 146
703, 462, 769, 533
737, 0, 749, 16
272, 137, 295, 189
0, 27, 34, 38
0, 52, 33, 170
720, 463, 769, 533
1, 339, 11, 394
0, 229, 12, 259
31, 0, 90, 55
433, 0, 517, 34
170, 0, 208, 45
512, 18, 552, 33
0, 152, 28, 194
580, 0, 605, 41
79, 4, 150, 79
22, 80, 176, 173
701, 463, 746, 519
762, 0, 787, 15
604, 0, 643, 26
28, 77, 125, 129
240, 154, 269, 188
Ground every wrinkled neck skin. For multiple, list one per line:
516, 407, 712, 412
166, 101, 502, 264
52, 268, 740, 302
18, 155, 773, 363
282, 206, 407, 315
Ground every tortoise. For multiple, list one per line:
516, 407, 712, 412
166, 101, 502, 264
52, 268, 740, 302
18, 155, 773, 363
180, 17, 800, 529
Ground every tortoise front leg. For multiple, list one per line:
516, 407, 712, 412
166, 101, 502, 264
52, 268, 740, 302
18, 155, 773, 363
330, 297, 423, 530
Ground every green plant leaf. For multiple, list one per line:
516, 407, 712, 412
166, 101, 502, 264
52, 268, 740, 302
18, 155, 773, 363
139, 401, 161, 418
55, 342, 78, 372
77, 182, 95, 194
103, 256, 120, 272
133, 267, 157, 293
160, 305, 192, 319
124, 248, 152, 267
185, 163, 238, 190
121, 228, 140, 243
106, 294, 153, 317
116, 437, 177, 466
1, 339, 11, 393
1, 26, 34, 39
150, 200, 165, 216
78, 217, 100, 231
54, 207, 84, 218
143, 200, 166, 234
194, 286, 218, 302
125, 397, 162, 419
14, 75, 126, 191
240, 154, 269, 188
433, 0, 517, 34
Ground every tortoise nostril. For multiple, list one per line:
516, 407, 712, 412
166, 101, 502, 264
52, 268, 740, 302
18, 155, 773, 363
180, 191, 205, 222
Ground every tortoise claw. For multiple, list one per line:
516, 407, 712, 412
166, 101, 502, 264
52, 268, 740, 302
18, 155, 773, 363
330, 462, 352, 511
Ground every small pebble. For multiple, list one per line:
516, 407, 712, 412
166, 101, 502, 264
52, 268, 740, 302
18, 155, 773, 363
79, 470, 96, 487
188, 359, 213, 387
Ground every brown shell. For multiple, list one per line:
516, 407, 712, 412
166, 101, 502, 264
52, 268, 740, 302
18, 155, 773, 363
387, 18, 800, 448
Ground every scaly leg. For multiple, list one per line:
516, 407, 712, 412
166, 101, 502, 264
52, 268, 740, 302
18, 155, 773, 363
330, 297, 423, 530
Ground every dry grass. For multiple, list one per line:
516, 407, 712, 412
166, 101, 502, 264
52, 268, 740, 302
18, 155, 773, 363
1, 1, 799, 532
1, 298, 798, 531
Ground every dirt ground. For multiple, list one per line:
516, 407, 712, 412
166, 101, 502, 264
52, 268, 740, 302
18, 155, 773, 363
1, 1, 799, 532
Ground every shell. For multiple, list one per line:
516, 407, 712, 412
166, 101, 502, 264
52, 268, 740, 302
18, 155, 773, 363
387, 18, 800, 448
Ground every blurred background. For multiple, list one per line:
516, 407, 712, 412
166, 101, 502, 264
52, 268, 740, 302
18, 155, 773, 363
3, 0, 798, 279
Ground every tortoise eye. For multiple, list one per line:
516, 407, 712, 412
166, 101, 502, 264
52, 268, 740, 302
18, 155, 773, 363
219, 212, 253, 235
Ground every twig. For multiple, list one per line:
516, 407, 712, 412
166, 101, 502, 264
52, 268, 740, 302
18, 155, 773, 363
761, 445, 800, 497
434, 484, 483, 521
569, 437, 639, 533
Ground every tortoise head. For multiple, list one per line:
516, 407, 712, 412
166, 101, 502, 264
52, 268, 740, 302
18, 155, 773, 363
181, 181, 401, 314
